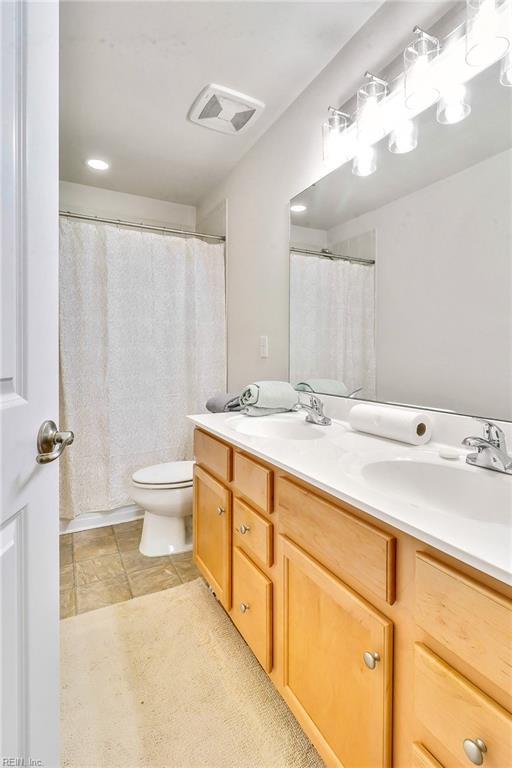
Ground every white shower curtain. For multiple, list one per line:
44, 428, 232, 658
59, 218, 226, 520
290, 253, 375, 398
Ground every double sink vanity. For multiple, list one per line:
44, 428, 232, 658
189, 409, 512, 768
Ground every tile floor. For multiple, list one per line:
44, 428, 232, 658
60, 519, 199, 618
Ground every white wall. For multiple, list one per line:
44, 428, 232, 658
198, 2, 450, 391
326, 149, 512, 417
59, 181, 196, 230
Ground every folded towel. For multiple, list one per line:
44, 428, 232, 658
206, 393, 242, 413
295, 379, 349, 397
243, 406, 291, 418
240, 381, 299, 411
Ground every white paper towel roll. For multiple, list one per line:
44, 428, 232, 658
349, 404, 432, 445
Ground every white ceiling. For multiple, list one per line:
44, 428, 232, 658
59, 1, 380, 206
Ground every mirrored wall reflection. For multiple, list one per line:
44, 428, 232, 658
289, 61, 512, 421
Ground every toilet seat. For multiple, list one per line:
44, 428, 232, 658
132, 460, 194, 490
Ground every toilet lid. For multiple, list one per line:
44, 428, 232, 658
132, 460, 194, 486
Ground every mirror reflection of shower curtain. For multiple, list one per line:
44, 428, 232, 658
290, 252, 375, 399
59, 218, 226, 520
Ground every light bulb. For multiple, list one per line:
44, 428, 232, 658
437, 83, 471, 124
404, 27, 440, 112
290, 204, 307, 213
466, 0, 510, 67
389, 118, 418, 154
356, 73, 388, 146
352, 145, 377, 177
86, 158, 109, 171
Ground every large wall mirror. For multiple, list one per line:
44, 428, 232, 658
289, 60, 512, 422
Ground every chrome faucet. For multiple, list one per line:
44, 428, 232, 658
299, 392, 331, 426
462, 420, 512, 475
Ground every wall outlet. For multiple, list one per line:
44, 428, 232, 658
259, 335, 269, 358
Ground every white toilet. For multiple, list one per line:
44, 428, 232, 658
130, 460, 194, 556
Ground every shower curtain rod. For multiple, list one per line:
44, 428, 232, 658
59, 210, 226, 242
290, 246, 374, 266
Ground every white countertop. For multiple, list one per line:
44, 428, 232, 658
188, 411, 512, 586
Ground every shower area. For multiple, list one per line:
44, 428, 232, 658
59, 213, 226, 530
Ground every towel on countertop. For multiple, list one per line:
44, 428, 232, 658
242, 406, 294, 418
295, 379, 349, 396
206, 393, 242, 413
240, 381, 299, 412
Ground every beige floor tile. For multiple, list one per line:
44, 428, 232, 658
76, 574, 132, 614
60, 563, 75, 591
60, 588, 76, 619
113, 520, 143, 552
127, 562, 181, 598
60, 534, 73, 567
73, 526, 118, 561
172, 555, 200, 584
75, 553, 124, 587
120, 548, 173, 574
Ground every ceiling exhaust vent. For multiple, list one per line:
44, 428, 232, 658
188, 84, 265, 135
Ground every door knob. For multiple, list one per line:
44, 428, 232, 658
239, 602, 250, 613
216, 506, 225, 516
36, 420, 74, 464
239, 523, 250, 534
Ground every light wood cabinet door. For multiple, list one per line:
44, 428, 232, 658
281, 536, 393, 768
231, 547, 273, 672
193, 466, 231, 609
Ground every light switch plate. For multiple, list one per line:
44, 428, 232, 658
259, 335, 269, 358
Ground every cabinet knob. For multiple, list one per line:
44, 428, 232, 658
239, 523, 251, 534
363, 651, 381, 670
216, 506, 225, 516
463, 738, 487, 765
239, 602, 250, 614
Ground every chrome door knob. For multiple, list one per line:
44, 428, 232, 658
239, 602, 250, 614
36, 420, 74, 464
363, 651, 381, 670
463, 738, 487, 765
239, 523, 250, 534
216, 506, 225, 516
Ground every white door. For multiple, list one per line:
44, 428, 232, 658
1, 2, 60, 766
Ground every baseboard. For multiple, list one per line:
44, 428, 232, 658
60, 504, 144, 535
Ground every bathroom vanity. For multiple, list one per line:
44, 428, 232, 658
189, 414, 512, 768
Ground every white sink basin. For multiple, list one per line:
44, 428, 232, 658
362, 459, 512, 523
226, 413, 339, 441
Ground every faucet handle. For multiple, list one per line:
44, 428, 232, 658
475, 419, 506, 449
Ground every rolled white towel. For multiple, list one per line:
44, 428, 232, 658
349, 404, 432, 445
240, 381, 299, 411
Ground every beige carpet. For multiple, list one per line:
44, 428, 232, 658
61, 578, 323, 768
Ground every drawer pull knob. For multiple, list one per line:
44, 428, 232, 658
463, 738, 487, 765
239, 523, 251, 535
216, 506, 225, 516
239, 602, 250, 614
363, 651, 380, 670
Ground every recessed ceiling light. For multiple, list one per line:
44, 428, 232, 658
86, 158, 109, 171
290, 204, 307, 213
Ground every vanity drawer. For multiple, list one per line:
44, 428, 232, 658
231, 546, 273, 672
412, 743, 444, 768
194, 429, 231, 482
276, 477, 396, 604
233, 498, 273, 568
414, 643, 512, 768
233, 451, 273, 514
415, 553, 512, 695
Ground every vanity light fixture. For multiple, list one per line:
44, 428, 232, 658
352, 144, 377, 177
404, 27, 441, 111
465, 0, 510, 67
290, 204, 307, 213
322, 107, 351, 161
388, 116, 418, 153
86, 158, 109, 171
356, 72, 388, 145
437, 83, 471, 123
500, 50, 512, 84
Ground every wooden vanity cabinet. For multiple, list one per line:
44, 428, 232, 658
192, 428, 512, 768
281, 536, 393, 768
193, 464, 232, 609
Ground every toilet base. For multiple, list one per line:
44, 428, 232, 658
139, 511, 193, 556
